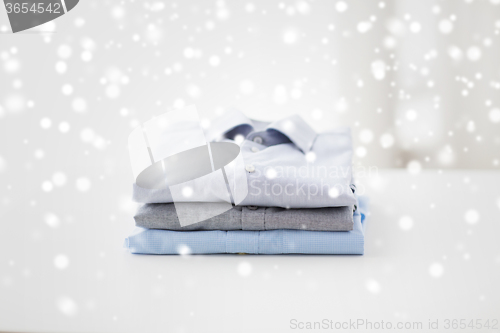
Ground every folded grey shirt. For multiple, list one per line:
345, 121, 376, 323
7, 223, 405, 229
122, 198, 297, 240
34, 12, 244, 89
134, 203, 354, 231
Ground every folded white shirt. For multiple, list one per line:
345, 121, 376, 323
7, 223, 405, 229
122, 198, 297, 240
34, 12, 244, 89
131, 110, 356, 209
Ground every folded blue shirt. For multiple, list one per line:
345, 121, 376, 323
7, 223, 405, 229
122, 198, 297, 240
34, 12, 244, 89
124, 197, 368, 255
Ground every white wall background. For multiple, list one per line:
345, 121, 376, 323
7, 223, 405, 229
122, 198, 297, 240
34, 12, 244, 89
1, 0, 500, 193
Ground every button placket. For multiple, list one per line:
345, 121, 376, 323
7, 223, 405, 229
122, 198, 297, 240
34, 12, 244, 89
252, 136, 263, 144
242, 206, 265, 230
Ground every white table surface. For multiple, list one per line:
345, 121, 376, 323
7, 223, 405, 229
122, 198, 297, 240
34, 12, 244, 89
1, 169, 499, 332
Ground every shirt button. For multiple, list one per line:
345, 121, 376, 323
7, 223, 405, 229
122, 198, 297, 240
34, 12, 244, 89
252, 136, 263, 144
245, 164, 255, 173
247, 206, 258, 210
251, 147, 260, 153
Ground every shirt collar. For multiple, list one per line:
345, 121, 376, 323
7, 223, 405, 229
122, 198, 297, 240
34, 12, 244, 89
205, 109, 253, 141
208, 110, 317, 153
266, 114, 317, 153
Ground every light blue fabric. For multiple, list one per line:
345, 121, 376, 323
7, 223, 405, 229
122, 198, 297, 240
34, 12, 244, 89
124, 197, 368, 255
132, 110, 357, 209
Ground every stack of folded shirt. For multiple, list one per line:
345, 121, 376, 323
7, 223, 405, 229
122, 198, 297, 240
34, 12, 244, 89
124, 110, 369, 255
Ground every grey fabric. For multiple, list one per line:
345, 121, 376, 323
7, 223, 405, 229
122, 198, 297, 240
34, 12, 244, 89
134, 203, 354, 231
